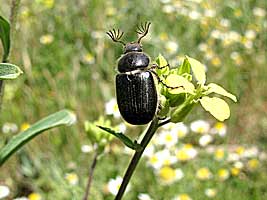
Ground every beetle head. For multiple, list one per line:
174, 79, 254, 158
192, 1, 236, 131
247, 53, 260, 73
123, 42, 142, 53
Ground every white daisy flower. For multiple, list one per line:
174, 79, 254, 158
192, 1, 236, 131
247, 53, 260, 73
253, 7, 266, 17
105, 98, 121, 118
81, 144, 93, 153
165, 41, 179, 54
65, 173, 79, 185
2, 122, 18, 134
157, 166, 184, 184
205, 188, 217, 198
138, 193, 153, 200
157, 130, 178, 148
0, 185, 10, 199
171, 122, 188, 138
107, 176, 130, 196
199, 134, 213, 147
210, 122, 227, 137
190, 120, 210, 134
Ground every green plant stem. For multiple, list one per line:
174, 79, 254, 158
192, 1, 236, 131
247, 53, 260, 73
114, 118, 159, 200
83, 150, 99, 200
0, 0, 21, 111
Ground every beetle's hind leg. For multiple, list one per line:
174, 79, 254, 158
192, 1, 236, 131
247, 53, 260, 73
149, 70, 184, 90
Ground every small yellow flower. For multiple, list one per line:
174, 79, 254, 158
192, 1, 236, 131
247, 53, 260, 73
234, 9, 243, 17
40, 34, 54, 45
214, 148, 225, 161
105, 7, 117, 16
159, 166, 175, 183
159, 32, 168, 41
176, 150, 189, 161
235, 146, 245, 155
174, 193, 192, 200
82, 52, 95, 64
196, 167, 212, 180
28, 193, 42, 200
217, 168, 229, 181
247, 158, 259, 170
231, 167, 240, 176
20, 123, 30, 131
40, 0, 54, 9
65, 173, 79, 185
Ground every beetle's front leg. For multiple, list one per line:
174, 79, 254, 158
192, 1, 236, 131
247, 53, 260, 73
151, 63, 169, 70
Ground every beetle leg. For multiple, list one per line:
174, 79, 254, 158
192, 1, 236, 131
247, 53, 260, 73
149, 70, 184, 90
151, 63, 170, 70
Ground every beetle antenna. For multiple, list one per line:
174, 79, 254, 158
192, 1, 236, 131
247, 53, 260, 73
106, 28, 126, 46
136, 21, 151, 43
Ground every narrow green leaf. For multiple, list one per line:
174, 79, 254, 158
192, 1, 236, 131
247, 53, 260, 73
155, 54, 169, 75
97, 125, 142, 151
178, 57, 191, 75
0, 16, 10, 62
207, 83, 237, 102
200, 96, 230, 121
186, 56, 206, 85
0, 63, 23, 79
0, 109, 76, 166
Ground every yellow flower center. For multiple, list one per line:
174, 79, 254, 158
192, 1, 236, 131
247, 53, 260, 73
159, 166, 175, 182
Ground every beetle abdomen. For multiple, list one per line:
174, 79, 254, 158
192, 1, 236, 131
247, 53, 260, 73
116, 71, 157, 125
118, 52, 150, 73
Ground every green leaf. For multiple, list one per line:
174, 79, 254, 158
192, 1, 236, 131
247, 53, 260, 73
0, 109, 76, 166
186, 56, 206, 85
178, 57, 191, 75
166, 74, 195, 94
0, 63, 23, 79
0, 16, 10, 62
200, 96, 230, 121
207, 83, 237, 102
155, 54, 169, 75
97, 125, 142, 151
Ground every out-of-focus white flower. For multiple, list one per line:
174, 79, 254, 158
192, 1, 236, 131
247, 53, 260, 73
199, 134, 213, 147
81, 144, 93, 153
138, 193, 153, 200
162, 5, 175, 13
117, 123, 126, 133
171, 122, 188, 138
204, 9, 216, 18
160, 0, 171, 3
253, 7, 266, 17
158, 166, 184, 184
205, 188, 217, 198
259, 152, 267, 160
165, 41, 179, 54
210, 122, 227, 136
107, 176, 130, 195
198, 43, 208, 52
190, 120, 210, 134
245, 30, 256, 40
157, 130, 178, 148
0, 185, 10, 199
176, 144, 198, 161
227, 153, 240, 162
143, 143, 155, 158
243, 147, 259, 158
65, 173, 79, 185
210, 29, 222, 39
147, 149, 176, 169
91, 30, 104, 39
234, 161, 244, 169
2, 122, 18, 134
105, 98, 121, 118
40, 34, 54, 45
220, 18, 231, 27
214, 148, 225, 161
189, 10, 201, 20
13, 197, 29, 200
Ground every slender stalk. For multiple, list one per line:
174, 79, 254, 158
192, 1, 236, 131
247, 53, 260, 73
114, 118, 159, 200
83, 150, 99, 200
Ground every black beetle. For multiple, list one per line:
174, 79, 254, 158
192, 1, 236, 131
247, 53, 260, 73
107, 22, 180, 125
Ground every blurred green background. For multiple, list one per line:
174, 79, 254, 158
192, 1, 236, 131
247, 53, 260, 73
0, 0, 267, 199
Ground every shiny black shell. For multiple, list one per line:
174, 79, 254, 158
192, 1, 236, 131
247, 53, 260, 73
116, 71, 157, 125
118, 52, 150, 73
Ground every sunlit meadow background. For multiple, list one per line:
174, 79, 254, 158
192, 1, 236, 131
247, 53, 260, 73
0, 0, 267, 199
